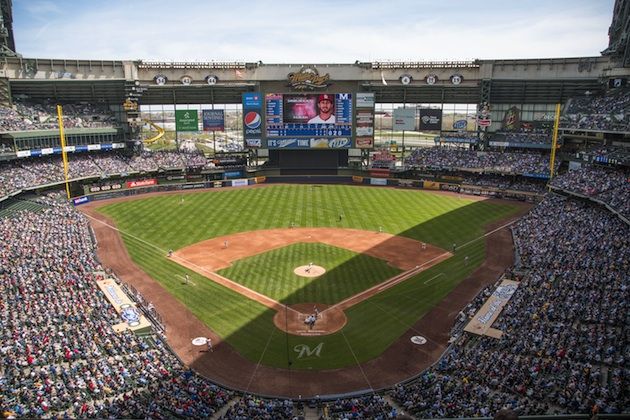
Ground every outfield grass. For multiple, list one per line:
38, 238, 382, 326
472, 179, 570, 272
98, 184, 520, 369
218, 243, 401, 305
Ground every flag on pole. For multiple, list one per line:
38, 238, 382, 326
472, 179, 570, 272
381, 71, 388, 86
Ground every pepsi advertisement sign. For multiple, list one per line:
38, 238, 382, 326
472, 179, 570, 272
244, 111, 262, 130
243, 92, 263, 143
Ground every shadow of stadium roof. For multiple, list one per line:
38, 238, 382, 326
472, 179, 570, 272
9, 78, 603, 105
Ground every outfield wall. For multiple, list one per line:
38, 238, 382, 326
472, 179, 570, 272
67, 175, 544, 206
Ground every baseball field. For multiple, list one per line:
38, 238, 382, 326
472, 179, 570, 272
90, 184, 522, 375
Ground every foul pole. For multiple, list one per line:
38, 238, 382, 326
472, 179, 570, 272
56, 105, 72, 200
548, 103, 561, 185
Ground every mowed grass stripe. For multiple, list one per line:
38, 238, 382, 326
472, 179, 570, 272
98, 185, 520, 369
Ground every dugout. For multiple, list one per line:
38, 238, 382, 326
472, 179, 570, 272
268, 149, 348, 175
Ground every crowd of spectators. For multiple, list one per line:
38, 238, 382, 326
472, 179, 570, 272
392, 194, 629, 417
441, 135, 478, 144
406, 146, 556, 175
457, 173, 547, 193
0, 151, 209, 197
0, 195, 234, 418
494, 129, 552, 145
323, 395, 398, 419
220, 395, 294, 419
550, 164, 630, 218
0, 101, 118, 132
2, 147, 628, 417
560, 89, 630, 132
578, 145, 630, 166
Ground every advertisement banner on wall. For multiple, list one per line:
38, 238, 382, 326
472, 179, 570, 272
419, 109, 442, 130
369, 168, 390, 178
393, 108, 416, 131
126, 179, 157, 188
245, 139, 261, 148
422, 180, 441, 190
175, 110, 199, 131
355, 137, 374, 149
202, 109, 224, 131
231, 179, 248, 187
72, 196, 90, 206
86, 183, 123, 194
266, 138, 352, 149
243, 93, 263, 147
356, 92, 375, 108
355, 94, 375, 149
398, 179, 415, 188
370, 178, 388, 186
356, 111, 374, 137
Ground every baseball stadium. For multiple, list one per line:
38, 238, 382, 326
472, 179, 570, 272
0, 0, 629, 418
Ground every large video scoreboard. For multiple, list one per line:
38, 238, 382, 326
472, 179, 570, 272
265, 93, 353, 137
242, 92, 375, 150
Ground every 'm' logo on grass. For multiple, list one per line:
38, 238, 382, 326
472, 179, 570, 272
294, 343, 323, 359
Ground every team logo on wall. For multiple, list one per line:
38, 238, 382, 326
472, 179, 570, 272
450, 74, 463, 85
206, 75, 219, 85
180, 75, 193, 85
287, 66, 331, 90
154, 74, 168, 85
502, 106, 521, 131
244, 111, 262, 129
400, 74, 413, 85
425, 74, 438, 85
120, 304, 141, 327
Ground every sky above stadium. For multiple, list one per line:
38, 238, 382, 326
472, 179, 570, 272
13, 0, 615, 63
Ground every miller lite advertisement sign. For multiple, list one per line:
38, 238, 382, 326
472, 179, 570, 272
242, 92, 263, 147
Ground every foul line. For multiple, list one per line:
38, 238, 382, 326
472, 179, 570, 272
424, 273, 445, 285
325, 217, 519, 315
245, 326, 277, 393
81, 211, 302, 317
367, 299, 442, 347
339, 330, 391, 420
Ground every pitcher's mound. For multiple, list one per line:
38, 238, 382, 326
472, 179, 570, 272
294, 265, 326, 277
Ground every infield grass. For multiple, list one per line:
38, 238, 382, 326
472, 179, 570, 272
218, 243, 401, 305
97, 184, 521, 370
